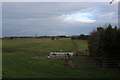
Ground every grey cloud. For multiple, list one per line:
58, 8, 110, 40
2, 2, 118, 36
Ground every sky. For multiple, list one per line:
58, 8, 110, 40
2, 2, 118, 37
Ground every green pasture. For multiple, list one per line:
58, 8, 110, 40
2, 38, 120, 78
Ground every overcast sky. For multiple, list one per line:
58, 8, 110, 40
2, 2, 118, 37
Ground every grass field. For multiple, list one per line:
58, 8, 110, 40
2, 38, 120, 78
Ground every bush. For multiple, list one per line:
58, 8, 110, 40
88, 24, 120, 67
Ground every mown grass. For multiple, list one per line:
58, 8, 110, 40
3, 38, 75, 52
2, 38, 120, 78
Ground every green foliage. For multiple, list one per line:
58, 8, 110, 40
71, 34, 88, 40
88, 30, 101, 57
88, 24, 120, 66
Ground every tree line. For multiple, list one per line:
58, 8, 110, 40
88, 24, 120, 67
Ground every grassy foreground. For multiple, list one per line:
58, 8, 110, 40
2, 38, 120, 78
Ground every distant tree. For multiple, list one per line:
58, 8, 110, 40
56, 37, 59, 40
10, 37, 13, 40
51, 37, 55, 40
78, 34, 88, 40
71, 34, 88, 40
